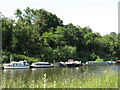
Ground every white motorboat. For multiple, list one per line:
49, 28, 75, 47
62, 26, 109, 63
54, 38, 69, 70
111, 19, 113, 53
30, 62, 52, 68
3, 61, 30, 69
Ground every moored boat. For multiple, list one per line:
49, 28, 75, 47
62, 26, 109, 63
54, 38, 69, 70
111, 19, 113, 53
115, 60, 120, 64
30, 62, 53, 68
3, 60, 30, 69
85, 61, 116, 65
64, 59, 82, 67
53, 62, 65, 67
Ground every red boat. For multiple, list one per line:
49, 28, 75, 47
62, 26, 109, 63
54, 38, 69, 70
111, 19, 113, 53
115, 60, 120, 63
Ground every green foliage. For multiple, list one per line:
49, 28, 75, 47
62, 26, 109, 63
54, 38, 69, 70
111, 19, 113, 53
2, 18, 14, 51
1, 55, 9, 63
1, 7, 119, 63
90, 52, 98, 61
34, 8, 63, 35
13, 54, 40, 63
10, 54, 14, 62
96, 57, 104, 62
52, 46, 77, 62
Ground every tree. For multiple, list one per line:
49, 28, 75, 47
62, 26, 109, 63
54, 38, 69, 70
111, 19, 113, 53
2, 17, 14, 51
34, 9, 63, 35
95, 32, 118, 60
1, 7, 118, 63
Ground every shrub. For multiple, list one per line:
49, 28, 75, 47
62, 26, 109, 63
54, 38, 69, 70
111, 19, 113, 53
13, 54, 41, 63
96, 57, 104, 62
1, 55, 9, 63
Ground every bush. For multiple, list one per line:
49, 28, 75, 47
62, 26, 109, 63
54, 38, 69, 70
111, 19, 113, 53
2, 51, 41, 63
95, 58, 104, 62
1, 55, 9, 63
13, 54, 41, 63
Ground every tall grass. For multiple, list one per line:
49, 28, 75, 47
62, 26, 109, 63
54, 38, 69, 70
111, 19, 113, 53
2, 70, 118, 88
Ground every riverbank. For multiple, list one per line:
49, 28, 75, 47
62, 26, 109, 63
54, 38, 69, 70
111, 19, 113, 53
2, 70, 118, 88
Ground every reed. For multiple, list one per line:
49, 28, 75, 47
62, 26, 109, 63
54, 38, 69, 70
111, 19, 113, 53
2, 70, 118, 88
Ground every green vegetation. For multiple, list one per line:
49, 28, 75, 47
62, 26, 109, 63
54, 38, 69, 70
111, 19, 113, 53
95, 57, 104, 62
2, 70, 118, 88
1, 7, 119, 63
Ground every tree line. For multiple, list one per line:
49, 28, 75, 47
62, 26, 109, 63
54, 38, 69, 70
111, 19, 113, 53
1, 7, 120, 63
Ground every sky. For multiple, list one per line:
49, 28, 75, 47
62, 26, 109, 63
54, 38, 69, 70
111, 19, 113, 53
0, 0, 119, 35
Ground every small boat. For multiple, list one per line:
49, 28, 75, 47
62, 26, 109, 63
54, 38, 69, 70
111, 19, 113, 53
3, 60, 30, 69
107, 61, 116, 64
64, 59, 82, 67
85, 61, 116, 65
53, 62, 65, 67
30, 62, 53, 68
115, 60, 120, 64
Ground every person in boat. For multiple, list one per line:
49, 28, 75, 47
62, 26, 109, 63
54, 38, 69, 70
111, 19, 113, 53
23, 60, 27, 65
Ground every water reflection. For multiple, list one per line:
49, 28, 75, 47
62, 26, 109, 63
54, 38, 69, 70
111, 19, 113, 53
1, 65, 119, 81
3, 69, 30, 79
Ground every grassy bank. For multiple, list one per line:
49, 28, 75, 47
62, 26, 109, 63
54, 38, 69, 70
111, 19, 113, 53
2, 70, 118, 88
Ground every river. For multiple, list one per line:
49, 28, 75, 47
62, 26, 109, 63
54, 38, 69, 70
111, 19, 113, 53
1, 65, 119, 81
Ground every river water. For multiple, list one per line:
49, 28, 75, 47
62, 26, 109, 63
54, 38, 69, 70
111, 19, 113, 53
1, 65, 119, 81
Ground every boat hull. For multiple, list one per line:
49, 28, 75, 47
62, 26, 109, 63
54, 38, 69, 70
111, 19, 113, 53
30, 62, 53, 68
65, 64, 81, 67
85, 61, 116, 65
4, 66, 30, 69
30, 65, 52, 68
